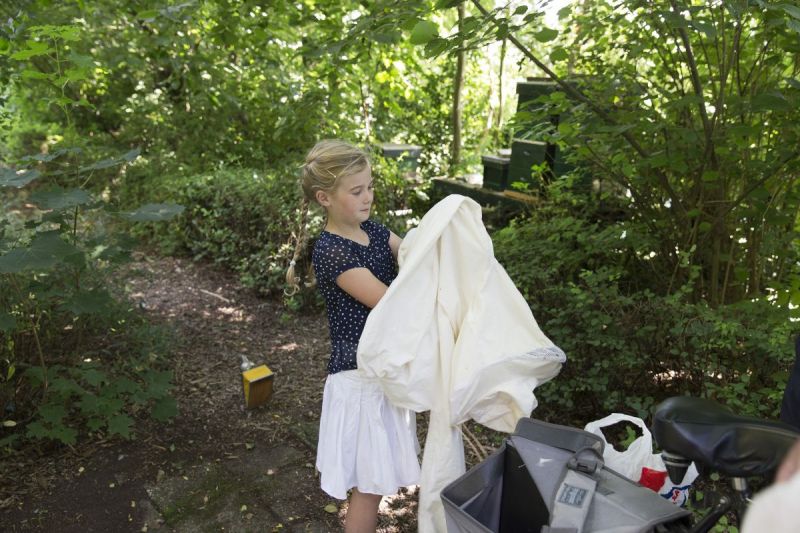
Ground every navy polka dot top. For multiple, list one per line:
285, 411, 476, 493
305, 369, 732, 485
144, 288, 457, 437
312, 220, 397, 374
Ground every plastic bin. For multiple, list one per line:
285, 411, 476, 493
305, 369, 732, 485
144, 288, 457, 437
441, 418, 691, 533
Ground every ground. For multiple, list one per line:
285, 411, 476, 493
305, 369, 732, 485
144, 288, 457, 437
0, 254, 421, 532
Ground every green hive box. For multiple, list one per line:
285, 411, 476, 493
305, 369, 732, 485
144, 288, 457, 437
481, 155, 510, 191
508, 139, 548, 188
380, 143, 422, 174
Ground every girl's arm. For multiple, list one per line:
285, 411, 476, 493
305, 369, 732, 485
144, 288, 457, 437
336, 230, 403, 308
336, 268, 387, 309
388, 231, 403, 261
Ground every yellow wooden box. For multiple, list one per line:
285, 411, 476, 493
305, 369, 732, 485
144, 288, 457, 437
242, 364, 274, 408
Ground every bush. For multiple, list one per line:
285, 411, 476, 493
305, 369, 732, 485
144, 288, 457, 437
156, 156, 428, 302
0, 188, 178, 450
493, 211, 796, 425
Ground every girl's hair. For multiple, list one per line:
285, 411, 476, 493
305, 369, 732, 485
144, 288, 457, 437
285, 139, 370, 295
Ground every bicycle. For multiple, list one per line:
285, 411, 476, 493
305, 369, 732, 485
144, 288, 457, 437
652, 395, 799, 533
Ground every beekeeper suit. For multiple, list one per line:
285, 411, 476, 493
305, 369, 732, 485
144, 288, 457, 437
358, 194, 566, 532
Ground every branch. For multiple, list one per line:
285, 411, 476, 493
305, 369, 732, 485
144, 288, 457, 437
469, 0, 651, 159
669, 1, 714, 163
719, 151, 800, 220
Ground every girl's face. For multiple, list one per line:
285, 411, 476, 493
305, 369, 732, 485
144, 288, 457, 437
318, 165, 374, 227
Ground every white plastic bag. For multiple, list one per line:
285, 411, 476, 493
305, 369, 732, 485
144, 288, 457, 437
584, 413, 699, 506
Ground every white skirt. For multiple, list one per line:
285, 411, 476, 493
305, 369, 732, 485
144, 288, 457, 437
316, 369, 421, 500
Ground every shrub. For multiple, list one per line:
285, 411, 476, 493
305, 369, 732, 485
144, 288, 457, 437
493, 211, 796, 425
157, 156, 428, 302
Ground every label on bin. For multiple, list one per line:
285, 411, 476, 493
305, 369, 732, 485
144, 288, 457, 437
557, 483, 588, 507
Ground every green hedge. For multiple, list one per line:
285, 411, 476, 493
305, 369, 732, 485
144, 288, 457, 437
158, 158, 426, 301
493, 213, 796, 425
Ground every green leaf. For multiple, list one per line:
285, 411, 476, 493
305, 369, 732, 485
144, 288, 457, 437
0, 167, 41, 188
663, 11, 690, 29
151, 396, 178, 422
0, 311, 16, 332
26, 421, 49, 440
513, 5, 528, 15
137, 9, 160, 20
21, 69, 52, 80
78, 393, 100, 415
10, 41, 53, 60
409, 20, 438, 45
0, 231, 82, 273
52, 424, 78, 445
111, 378, 141, 396
107, 414, 133, 438
81, 368, 108, 387
371, 32, 401, 44
143, 370, 173, 399
62, 289, 115, 316
39, 404, 67, 425
30, 25, 81, 42
67, 52, 94, 69
123, 203, 185, 222
701, 170, 719, 182
781, 4, 800, 19
550, 47, 569, 62
80, 156, 123, 171
29, 187, 92, 210
690, 20, 717, 38
50, 377, 85, 397
534, 28, 559, 42
122, 148, 141, 162
751, 91, 791, 112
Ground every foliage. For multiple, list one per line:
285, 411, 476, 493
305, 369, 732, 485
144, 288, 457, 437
493, 205, 796, 425
159, 155, 427, 303
546, 0, 800, 308
352, 0, 800, 304
0, 22, 181, 449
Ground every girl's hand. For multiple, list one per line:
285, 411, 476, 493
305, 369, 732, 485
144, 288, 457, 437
389, 231, 402, 261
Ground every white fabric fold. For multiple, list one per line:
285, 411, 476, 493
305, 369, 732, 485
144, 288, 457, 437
357, 194, 566, 532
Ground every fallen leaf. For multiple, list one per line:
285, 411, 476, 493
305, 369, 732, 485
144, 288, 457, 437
324, 503, 338, 514
245, 442, 254, 450
240, 504, 248, 512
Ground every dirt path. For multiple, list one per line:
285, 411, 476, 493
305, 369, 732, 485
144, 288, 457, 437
1, 254, 418, 532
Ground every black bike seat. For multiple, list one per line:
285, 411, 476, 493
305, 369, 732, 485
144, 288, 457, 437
652, 396, 799, 477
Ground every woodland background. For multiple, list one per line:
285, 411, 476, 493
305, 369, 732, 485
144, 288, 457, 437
1, 0, 799, 458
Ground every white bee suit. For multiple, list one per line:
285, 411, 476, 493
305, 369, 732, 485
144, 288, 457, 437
357, 194, 566, 532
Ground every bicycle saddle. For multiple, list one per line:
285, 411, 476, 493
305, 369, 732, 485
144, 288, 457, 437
652, 396, 799, 478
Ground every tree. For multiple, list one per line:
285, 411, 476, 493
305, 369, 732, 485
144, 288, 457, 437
361, 0, 800, 308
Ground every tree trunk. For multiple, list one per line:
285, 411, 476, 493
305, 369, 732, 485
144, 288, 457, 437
495, 35, 506, 131
450, 2, 466, 171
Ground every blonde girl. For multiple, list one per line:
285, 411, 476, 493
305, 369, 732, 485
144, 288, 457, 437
286, 139, 420, 532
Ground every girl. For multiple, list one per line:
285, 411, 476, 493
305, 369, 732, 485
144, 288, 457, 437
286, 139, 420, 532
